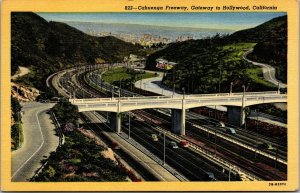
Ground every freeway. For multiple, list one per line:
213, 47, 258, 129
83, 67, 287, 179
51, 66, 287, 180
81, 111, 181, 181
50, 67, 186, 181
11, 102, 59, 181
53, 68, 240, 181
84, 68, 287, 156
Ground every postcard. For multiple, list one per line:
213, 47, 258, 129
1, 0, 299, 191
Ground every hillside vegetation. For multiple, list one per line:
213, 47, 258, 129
229, 15, 287, 83
12, 12, 143, 92
146, 15, 287, 93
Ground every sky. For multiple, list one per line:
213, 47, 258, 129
37, 12, 286, 31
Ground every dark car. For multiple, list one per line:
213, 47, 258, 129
257, 142, 274, 150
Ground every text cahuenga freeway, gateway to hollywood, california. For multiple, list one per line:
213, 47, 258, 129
124, 5, 278, 11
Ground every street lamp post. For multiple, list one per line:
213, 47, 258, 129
172, 67, 175, 96
100, 74, 102, 90
163, 132, 166, 165
230, 82, 233, 95
192, 63, 194, 94
254, 109, 259, 159
274, 147, 279, 169
214, 127, 217, 156
182, 87, 185, 99
218, 65, 222, 93
228, 164, 231, 181
241, 85, 246, 127
128, 113, 131, 139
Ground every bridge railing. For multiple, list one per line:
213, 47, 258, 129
70, 93, 287, 105
186, 91, 280, 98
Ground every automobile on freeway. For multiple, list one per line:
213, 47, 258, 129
169, 141, 178, 149
151, 134, 158, 141
225, 127, 236, 135
179, 140, 189, 148
203, 172, 217, 181
257, 142, 274, 150
216, 121, 225, 128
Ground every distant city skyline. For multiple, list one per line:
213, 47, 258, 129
37, 12, 286, 31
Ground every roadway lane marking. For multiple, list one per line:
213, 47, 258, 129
11, 108, 46, 179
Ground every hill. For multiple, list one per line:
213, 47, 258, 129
11, 12, 143, 91
229, 15, 287, 83
145, 15, 287, 93
227, 15, 287, 43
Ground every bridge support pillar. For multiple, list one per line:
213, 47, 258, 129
227, 106, 245, 127
110, 112, 121, 133
171, 109, 186, 135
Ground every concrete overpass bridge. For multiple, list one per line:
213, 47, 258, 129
70, 91, 287, 135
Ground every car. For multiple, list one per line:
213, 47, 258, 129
203, 172, 217, 181
169, 141, 178, 149
151, 134, 158, 141
179, 140, 189, 148
111, 141, 120, 150
225, 127, 236, 135
216, 121, 225, 128
257, 142, 274, 150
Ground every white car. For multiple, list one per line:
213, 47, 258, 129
169, 141, 178, 149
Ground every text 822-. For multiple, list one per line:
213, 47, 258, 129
125, 6, 133, 10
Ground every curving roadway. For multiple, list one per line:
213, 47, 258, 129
11, 102, 59, 181
243, 49, 287, 89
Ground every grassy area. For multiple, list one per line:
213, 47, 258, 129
102, 67, 157, 86
244, 68, 276, 88
11, 96, 23, 150
11, 123, 23, 150
221, 43, 277, 90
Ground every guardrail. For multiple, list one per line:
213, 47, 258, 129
70, 94, 287, 104
50, 110, 65, 146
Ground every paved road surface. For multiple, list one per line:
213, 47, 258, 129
12, 66, 30, 80
134, 73, 227, 111
243, 50, 287, 111
243, 50, 287, 88
11, 102, 59, 181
